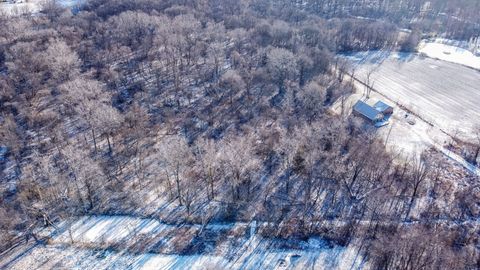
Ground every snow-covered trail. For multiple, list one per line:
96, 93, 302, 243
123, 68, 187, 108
0, 243, 364, 270
436, 144, 480, 175
0, 215, 367, 270
50, 214, 480, 242
4, 211, 480, 270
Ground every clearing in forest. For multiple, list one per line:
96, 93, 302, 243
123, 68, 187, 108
346, 50, 480, 141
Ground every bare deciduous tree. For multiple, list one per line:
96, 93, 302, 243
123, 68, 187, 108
219, 135, 261, 202
157, 135, 194, 206
267, 47, 297, 91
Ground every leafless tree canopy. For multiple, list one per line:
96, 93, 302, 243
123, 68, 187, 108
0, 0, 479, 268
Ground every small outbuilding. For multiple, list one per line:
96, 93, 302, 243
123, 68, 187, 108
374, 101, 394, 115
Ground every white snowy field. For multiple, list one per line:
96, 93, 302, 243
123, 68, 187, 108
0, 215, 368, 270
331, 89, 439, 158
418, 39, 480, 70
0, 1, 41, 15
0, 244, 365, 270
51, 215, 236, 247
331, 64, 480, 175
345, 51, 480, 141
0, 0, 83, 15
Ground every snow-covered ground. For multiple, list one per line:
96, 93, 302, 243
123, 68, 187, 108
0, 245, 227, 270
0, 0, 83, 15
53, 216, 175, 244
344, 50, 480, 142
0, 215, 367, 270
0, 243, 365, 270
0, 1, 41, 15
332, 86, 441, 157
418, 39, 480, 70
51, 215, 237, 247
332, 82, 480, 176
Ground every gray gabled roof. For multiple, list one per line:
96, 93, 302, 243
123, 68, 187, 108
374, 100, 393, 112
353, 100, 382, 121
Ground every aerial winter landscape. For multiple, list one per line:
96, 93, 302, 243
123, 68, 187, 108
1, 0, 480, 270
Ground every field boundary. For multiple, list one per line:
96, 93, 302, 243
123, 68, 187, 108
348, 72, 480, 176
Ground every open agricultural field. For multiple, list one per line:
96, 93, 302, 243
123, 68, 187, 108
418, 39, 480, 70
346, 51, 480, 141
0, 0, 82, 15
0, 0, 41, 15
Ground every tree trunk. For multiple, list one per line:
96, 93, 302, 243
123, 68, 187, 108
404, 189, 417, 221
164, 170, 174, 199
175, 171, 183, 205
85, 180, 94, 210
91, 129, 97, 154
106, 133, 112, 154
72, 175, 86, 212
68, 226, 74, 244
209, 167, 214, 200
473, 146, 480, 165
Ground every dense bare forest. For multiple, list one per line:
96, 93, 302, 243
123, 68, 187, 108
1, 0, 479, 269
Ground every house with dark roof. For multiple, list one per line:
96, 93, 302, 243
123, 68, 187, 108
352, 100, 384, 123
374, 101, 393, 115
